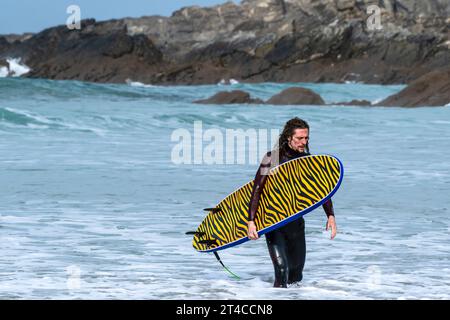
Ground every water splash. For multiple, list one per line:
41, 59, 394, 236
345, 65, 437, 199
0, 58, 31, 77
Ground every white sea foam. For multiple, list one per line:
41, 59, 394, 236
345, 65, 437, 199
372, 97, 384, 104
0, 66, 9, 77
125, 79, 155, 88
218, 78, 240, 86
4, 58, 30, 77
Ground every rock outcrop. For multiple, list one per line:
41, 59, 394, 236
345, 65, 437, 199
1, 20, 163, 83
336, 99, 372, 106
196, 87, 327, 105
266, 87, 326, 105
194, 90, 263, 104
0, 0, 449, 85
377, 68, 450, 107
196, 79, 450, 107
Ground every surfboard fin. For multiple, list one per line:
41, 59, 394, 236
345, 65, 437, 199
203, 207, 222, 214
185, 231, 206, 237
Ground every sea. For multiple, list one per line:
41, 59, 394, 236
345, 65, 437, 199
0, 76, 449, 299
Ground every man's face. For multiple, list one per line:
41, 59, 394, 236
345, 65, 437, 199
288, 128, 309, 153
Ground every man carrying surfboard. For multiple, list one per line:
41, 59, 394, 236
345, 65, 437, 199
247, 117, 337, 288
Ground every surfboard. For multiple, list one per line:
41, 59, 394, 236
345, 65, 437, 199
191, 154, 344, 253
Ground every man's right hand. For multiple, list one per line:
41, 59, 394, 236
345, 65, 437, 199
247, 221, 259, 240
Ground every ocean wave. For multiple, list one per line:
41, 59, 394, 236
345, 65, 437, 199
0, 107, 47, 127
153, 111, 258, 127
0, 77, 191, 102
125, 79, 156, 88
0, 106, 105, 135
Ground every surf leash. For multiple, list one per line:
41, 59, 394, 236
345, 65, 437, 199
186, 230, 243, 280
213, 251, 242, 280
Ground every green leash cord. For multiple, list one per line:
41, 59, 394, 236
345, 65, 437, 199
186, 231, 242, 280
213, 252, 241, 280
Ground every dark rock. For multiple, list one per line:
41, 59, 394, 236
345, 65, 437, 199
186, 42, 234, 63
0, 58, 8, 68
233, 20, 265, 32
0, 33, 33, 44
100, 31, 134, 58
194, 90, 263, 104
335, 99, 372, 106
377, 69, 450, 107
336, 0, 355, 11
0, 37, 11, 54
133, 34, 163, 62
266, 87, 325, 105
264, 34, 299, 65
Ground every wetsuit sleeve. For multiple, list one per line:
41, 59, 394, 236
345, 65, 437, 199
322, 199, 335, 218
248, 152, 272, 222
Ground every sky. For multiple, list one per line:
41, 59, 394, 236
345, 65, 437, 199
0, 0, 239, 34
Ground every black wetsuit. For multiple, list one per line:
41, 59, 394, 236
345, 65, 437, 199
248, 148, 334, 288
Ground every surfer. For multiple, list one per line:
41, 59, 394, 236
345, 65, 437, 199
247, 117, 337, 288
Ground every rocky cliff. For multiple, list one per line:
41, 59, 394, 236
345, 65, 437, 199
0, 0, 449, 85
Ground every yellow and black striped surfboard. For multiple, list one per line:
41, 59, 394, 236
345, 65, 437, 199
192, 155, 343, 252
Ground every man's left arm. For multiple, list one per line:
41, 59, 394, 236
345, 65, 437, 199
323, 200, 337, 240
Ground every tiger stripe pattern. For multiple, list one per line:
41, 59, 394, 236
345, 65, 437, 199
192, 155, 342, 252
